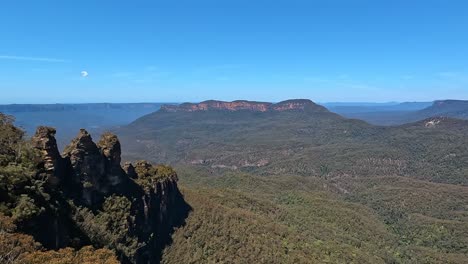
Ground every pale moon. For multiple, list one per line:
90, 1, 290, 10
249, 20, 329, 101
81, 71, 89, 77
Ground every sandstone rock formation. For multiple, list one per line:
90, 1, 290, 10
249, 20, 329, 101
30, 126, 190, 263
160, 99, 327, 113
32, 126, 61, 174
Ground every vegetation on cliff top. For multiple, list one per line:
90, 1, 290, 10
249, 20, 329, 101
0, 113, 188, 264
118, 104, 468, 185
162, 167, 468, 263
114, 102, 468, 263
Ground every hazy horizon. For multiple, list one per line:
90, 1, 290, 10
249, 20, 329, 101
1, 98, 466, 105
0, 99, 444, 105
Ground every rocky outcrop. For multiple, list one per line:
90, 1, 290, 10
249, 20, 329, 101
123, 162, 137, 179
32, 127, 61, 174
61, 129, 107, 206
130, 161, 185, 264
98, 132, 127, 192
161, 100, 272, 112
31, 127, 190, 263
160, 99, 327, 113
32, 127, 67, 187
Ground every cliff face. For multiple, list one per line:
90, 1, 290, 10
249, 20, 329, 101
161, 100, 272, 112
31, 127, 61, 173
30, 127, 190, 264
160, 99, 327, 113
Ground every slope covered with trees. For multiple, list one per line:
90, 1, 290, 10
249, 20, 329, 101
118, 99, 468, 185
0, 113, 189, 264
161, 168, 468, 263
114, 99, 468, 263
337, 100, 468, 125
3, 97, 468, 263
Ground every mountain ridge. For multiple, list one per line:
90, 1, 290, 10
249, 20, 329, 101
117, 98, 468, 185
160, 99, 328, 113
335, 99, 468, 125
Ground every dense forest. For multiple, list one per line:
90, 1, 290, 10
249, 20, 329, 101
116, 100, 468, 263
2, 98, 468, 263
0, 113, 189, 264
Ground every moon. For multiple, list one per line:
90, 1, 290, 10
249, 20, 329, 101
81, 71, 89, 77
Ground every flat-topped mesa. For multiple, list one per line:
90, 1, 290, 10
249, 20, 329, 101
161, 100, 272, 112
160, 99, 327, 113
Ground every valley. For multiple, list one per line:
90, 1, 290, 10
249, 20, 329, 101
2, 99, 468, 263
115, 99, 468, 263
3, 2, 468, 263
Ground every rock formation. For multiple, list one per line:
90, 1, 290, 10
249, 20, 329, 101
32, 126, 61, 174
160, 99, 328, 113
30, 126, 190, 264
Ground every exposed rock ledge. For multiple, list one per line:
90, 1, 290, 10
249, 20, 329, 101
30, 126, 190, 264
160, 99, 328, 113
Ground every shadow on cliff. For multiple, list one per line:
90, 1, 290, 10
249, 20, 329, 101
132, 181, 192, 264
31, 126, 193, 264
152, 189, 192, 264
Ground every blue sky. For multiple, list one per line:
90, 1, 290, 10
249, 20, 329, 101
1, 0, 468, 103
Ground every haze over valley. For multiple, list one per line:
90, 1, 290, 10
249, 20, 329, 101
2, 1, 468, 263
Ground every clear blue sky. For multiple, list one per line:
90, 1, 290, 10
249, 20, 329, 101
1, 0, 468, 103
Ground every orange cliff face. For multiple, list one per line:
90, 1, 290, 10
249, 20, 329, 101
161, 100, 272, 112
160, 99, 327, 113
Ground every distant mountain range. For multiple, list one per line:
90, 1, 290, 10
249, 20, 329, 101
0, 103, 165, 112
417, 100, 468, 119
3, 99, 468, 262
324, 101, 432, 114
0, 103, 168, 148
116, 99, 468, 185
334, 99, 468, 125
113, 98, 468, 262
161, 99, 329, 112
2, 99, 467, 146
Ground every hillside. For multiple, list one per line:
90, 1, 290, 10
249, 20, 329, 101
2, 101, 468, 263
113, 99, 468, 262
416, 100, 468, 119
338, 100, 468, 125
0, 113, 189, 264
161, 168, 468, 263
117, 99, 468, 185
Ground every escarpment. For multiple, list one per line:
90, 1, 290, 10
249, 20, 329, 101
29, 126, 190, 263
160, 99, 328, 113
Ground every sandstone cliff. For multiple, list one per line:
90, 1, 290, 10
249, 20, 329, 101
160, 99, 328, 113
30, 127, 190, 264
